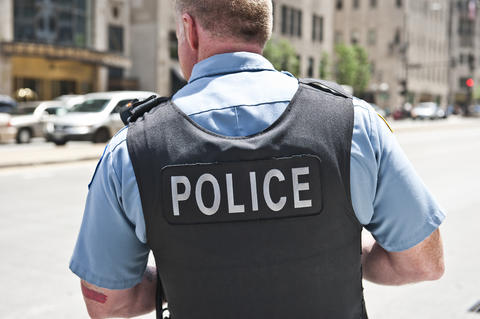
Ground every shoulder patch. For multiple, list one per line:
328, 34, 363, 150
377, 113, 394, 133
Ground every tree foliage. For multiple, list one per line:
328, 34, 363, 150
334, 44, 371, 94
263, 38, 300, 76
319, 51, 330, 79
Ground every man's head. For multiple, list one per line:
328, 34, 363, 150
174, 0, 273, 80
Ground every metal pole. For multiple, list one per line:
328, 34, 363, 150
403, 0, 409, 107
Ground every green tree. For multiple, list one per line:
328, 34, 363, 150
319, 51, 330, 79
263, 38, 300, 76
353, 46, 371, 94
334, 44, 371, 95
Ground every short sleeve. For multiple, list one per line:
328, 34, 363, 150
69, 127, 150, 289
350, 100, 445, 252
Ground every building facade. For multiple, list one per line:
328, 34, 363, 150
448, 0, 480, 109
130, 0, 182, 97
129, 0, 335, 96
272, 0, 335, 78
0, 0, 134, 101
334, 0, 449, 110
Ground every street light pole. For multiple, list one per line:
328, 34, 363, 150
402, 0, 410, 108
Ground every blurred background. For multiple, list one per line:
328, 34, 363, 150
0, 0, 479, 318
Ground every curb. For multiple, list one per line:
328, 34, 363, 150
0, 118, 478, 169
0, 155, 100, 170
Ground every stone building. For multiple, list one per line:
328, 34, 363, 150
447, 0, 480, 108
271, 0, 335, 78
129, 0, 335, 96
334, 0, 450, 110
0, 0, 134, 101
130, 0, 182, 97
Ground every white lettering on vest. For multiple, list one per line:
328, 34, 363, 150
292, 167, 312, 208
195, 173, 221, 216
263, 169, 287, 212
171, 176, 191, 216
249, 172, 259, 211
226, 173, 245, 214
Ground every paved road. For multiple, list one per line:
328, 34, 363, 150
0, 121, 479, 318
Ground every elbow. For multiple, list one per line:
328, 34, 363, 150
424, 260, 445, 281
86, 305, 112, 319
410, 258, 445, 283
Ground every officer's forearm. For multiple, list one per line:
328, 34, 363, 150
81, 266, 157, 318
361, 230, 444, 285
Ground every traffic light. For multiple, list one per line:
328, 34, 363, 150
466, 78, 475, 88
399, 79, 408, 96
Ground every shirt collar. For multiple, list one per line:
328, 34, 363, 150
188, 52, 276, 83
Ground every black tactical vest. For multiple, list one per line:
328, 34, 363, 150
127, 79, 367, 319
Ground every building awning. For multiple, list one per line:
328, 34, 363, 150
0, 42, 131, 69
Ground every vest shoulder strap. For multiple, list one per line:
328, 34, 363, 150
121, 95, 171, 125
300, 78, 353, 99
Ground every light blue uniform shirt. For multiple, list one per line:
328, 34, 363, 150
70, 52, 445, 289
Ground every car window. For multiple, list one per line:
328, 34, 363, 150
71, 99, 110, 113
112, 99, 135, 113
45, 107, 67, 116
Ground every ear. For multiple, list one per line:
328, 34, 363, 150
182, 13, 199, 52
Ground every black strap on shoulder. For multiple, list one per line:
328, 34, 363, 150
121, 95, 171, 125
300, 78, 353, 99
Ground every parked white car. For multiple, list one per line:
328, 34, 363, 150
411, 102, 446, 120
47, 91, 157, 145
0, 113, 15, 143
8, 101, 68, 143
54, 94, 86, 109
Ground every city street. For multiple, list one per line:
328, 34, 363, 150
0, 119, 479, 318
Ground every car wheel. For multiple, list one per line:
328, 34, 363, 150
16, 128, 32, 144
92, 128, 110, 143
53, 139, 67, 146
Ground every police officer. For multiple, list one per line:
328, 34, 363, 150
70, 1, 445, 318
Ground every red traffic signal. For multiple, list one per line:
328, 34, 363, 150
466, 78, 475, 88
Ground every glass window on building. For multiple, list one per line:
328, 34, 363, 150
14, 0, 89, 47
281, 5, 303, 38
51, 80, 76, 97
353, 0, 360, 9
396, 0, 403, 8
394, 28, 401, 45
169, 31, 179, 60
307, 57, 315, 77
334, 31, 344, 44
312, 15, 324, 42
336, 0, 343, 10
351, 29, 360, 45
108, 25, 124, 53
367, 29, 376, 46
370, 0, 377, 8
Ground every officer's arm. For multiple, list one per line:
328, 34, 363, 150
80, 266, 157, 318
361, 229, 444, 285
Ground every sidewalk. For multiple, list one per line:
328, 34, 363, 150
390, 115, 479, 132
0, 116, 478, 169
0, 142, 106, 169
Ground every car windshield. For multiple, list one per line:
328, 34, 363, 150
417, 103, 436, 109
71, 99, 109, 113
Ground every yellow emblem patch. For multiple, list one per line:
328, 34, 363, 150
377, 113, 394, 133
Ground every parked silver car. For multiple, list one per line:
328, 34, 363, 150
8, 101, 68, 143
411, 102, 446, 120
47, 91, 157, 145
0, 95, 17, 114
